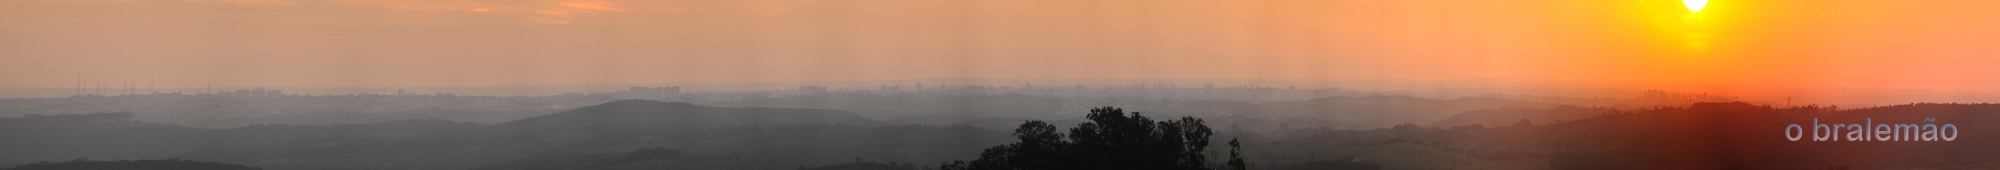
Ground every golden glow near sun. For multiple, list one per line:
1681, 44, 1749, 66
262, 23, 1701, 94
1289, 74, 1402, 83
1681, 12, 1709, 52
1683, 0, 1709, 12
1677, 0, 1713, 53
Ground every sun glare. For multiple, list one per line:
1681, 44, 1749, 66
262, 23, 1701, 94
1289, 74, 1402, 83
1683, 0, 1709, 12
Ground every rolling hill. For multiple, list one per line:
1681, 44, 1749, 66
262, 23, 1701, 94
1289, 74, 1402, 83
498, 100, 884, 132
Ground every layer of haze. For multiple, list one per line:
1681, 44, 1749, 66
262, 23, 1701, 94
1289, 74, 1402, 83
3, 0, 1997, 97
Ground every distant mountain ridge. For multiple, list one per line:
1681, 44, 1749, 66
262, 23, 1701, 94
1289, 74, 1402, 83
498, 100, 884, 132
0, 100, 987, 170
1429, 105, 1613, 128
1257, 95, 1557, 129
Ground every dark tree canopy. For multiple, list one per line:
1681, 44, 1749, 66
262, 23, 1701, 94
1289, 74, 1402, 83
941, 107, 1245, 170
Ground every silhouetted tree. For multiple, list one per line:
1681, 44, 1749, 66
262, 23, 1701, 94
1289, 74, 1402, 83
939, 107, 1229, 170
1227, 139, 1247, 170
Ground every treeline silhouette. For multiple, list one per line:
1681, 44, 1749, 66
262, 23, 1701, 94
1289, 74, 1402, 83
938, 107, 1249, 170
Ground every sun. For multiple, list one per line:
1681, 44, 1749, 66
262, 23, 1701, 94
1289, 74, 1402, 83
1683, 0, 1709, 12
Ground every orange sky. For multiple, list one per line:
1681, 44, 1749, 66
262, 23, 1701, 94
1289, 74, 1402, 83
2, 0, 1997, 94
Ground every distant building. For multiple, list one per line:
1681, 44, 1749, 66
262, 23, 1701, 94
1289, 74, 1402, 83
1640, 89, 1739, 102
798, 86, 828, 94
267, 90, 283, 97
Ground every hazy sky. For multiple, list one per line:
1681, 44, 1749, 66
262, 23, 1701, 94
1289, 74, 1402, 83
3, 0, 1996, 93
